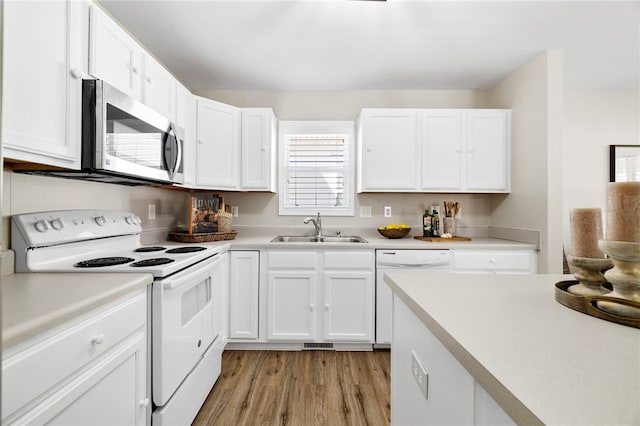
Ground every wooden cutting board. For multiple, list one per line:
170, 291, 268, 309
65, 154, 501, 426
414, 236, 472, 242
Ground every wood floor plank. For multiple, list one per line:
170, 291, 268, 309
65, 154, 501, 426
193, 350, 390, 426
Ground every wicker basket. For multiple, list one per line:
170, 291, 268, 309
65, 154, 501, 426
169, 230, 238, 243
217, 210, 233, 233
378, 227, 411, 239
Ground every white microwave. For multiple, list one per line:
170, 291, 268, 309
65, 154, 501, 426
81, 79, 184, 185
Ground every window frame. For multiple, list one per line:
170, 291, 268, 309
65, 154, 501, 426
278, 120, 355, 216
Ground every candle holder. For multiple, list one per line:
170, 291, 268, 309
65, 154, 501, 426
566, 255, 613, 296
596, 240, 640, 319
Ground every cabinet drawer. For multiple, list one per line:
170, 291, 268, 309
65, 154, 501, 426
268, 251, 318, 269
453, 250, 534, 273
2, 292, 146, 418
324, 250, 374, 269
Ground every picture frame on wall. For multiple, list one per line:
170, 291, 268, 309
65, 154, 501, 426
610, 145, 640, 182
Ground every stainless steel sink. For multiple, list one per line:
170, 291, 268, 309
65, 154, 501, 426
271, 235, 367, 243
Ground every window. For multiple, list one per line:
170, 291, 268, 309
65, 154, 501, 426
279, 121, 355, 216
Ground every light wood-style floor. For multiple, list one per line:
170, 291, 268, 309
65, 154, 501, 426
193, 350, 391, 426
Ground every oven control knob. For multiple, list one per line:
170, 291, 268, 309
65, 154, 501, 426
34, 219, 49, 232
126, 215, 137, 225
95, 215, 107, 226
50, 218, 65, 230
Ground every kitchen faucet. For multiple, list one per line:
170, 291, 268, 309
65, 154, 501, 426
304, 212, 322, 237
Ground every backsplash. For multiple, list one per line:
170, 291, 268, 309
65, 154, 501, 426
3, 171, 495, 250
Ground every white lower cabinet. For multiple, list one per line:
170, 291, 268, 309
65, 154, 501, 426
452, 249, 537, 274
392, 293, 514, 425
2, 290, 148, 426
229, 251, 260, 340
266, 250, 374, 343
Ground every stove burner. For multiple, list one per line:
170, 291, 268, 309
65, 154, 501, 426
75, 257, 135, 268
130, 258, 175, 267
165, 246, 207, 254
134, 246, 167, 253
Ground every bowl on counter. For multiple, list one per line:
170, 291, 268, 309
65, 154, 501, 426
377, 227, 411, 239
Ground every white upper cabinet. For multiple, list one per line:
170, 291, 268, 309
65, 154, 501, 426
2, 0, 87, 169
90, 5, 177, 121
241, 108, 277, 192
89, 5, 143, 101
357, 109, 419, 192
421, 110, 464, 190
195, 97, 241, 190
143, 55, 177, 122
465, 110, 510, 192
358, 108, 511, 193
176, 83, 197, 187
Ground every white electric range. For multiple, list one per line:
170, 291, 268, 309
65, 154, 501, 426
11, 209, 227, 426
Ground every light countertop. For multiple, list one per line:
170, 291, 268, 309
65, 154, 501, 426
228, 234, 536, 251
384, 271, 640, 425
3, 273, 153, 349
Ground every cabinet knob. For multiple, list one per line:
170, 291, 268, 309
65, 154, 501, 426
139, 398, 150, 407
146, 77, 152, 83
366, 148, 372, 152
468, 149, 475, 153
70, 68, 82, 79
309, 304, 315, 311
325, 304, 330, 311
261, 147, 266, 152
91, 334, 105, 345
489, 258, 496, 264
198, 140, 204, 144
132, 66, 139, 74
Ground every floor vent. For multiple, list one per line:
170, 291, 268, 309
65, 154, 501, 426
303, 342, 334, 350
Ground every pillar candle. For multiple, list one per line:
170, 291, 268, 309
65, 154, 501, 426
570, 208, 605, 258
606, 182, 640, 242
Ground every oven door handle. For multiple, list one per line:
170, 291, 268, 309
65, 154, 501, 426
162, 254, 217, 290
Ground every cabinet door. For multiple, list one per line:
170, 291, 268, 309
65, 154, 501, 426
3, 0, 83, 168
143, 54, 176, 121
176, 83, 197, 186
323, 270, 374, 342
229, 251, 259, 340
358, 109, 418, 191
241, 108, 276, 191
11, 332, 147, 426
196, 97, 241, 189
465, 110, 510, 191
266, 271, 317, 341
89, 5, 143, 100
211, 253, 229, 343
421, 110, 463, 190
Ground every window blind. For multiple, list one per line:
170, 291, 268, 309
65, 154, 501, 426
283, 134, 349, 209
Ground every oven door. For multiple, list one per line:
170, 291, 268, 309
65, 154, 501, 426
152, 258, 215, 406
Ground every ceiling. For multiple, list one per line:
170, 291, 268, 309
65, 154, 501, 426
98, 0, 639, 92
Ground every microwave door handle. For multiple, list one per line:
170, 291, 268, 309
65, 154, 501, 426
164, 123, 182, 180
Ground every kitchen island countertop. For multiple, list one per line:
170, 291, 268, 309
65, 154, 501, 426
384, 271, 640, 425
3, 272, 153, 349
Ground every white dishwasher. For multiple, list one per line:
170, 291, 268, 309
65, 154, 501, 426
376, 249, 451, 345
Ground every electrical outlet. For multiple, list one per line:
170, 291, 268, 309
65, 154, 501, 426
384, 206, 392, 218
411, 351, 429, 399
148, 204, 156, 220
360, 206, 372, 218
231, 206, 239, 217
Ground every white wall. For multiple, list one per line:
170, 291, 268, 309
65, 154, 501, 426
486, 51, 565, 273
1, 171, 189, 249
196, 89, 495, 233
562, 90, 640, 253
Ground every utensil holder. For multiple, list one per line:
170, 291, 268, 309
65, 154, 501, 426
596, 240, 640, 319
443, 217, 456, 236
566, 255, 613, 296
